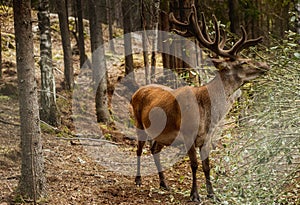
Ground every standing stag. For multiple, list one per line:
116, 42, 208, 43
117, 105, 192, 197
130, 5, 269, 202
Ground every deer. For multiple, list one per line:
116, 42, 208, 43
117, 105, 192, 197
130, 5, 269, 202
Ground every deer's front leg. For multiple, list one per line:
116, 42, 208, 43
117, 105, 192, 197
188, 145, 200, 202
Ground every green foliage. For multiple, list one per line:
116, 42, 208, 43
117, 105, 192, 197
214, 31, 300, 204
40, 121, 57, 134
56, 126, 72, 138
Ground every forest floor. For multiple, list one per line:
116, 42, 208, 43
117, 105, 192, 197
0, 7, 217, 205
0, 45, 215, 205
0, 82, 213, 205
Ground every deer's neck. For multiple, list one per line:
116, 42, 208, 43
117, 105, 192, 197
206, 72, 242, 98
203, 72, 242, 122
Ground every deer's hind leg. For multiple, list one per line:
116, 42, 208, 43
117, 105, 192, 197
151, 141, 169, 190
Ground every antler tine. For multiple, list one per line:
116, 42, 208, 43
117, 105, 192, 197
171, 28, 195, 38
234, 36, 263, 55
169, 4, 263, 60
169, 10, 196, 37
229, 26, 263, 56
219, 29, 227, 49
228, 26, 247, 56
190, 9, 213, 48
200, 12, 212, 43
196, 11, 235, 59
169, 12, 189, 27
212, 15, 221, 50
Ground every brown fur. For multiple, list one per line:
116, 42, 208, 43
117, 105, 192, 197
131, 59, 269, 202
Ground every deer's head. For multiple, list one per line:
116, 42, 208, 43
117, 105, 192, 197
169, 5, 270, 86
213, 58, 269, 85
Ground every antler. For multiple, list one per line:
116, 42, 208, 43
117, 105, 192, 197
169, 5, 263, 60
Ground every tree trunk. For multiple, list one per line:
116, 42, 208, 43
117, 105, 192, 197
0, 24, 2, 79
141, 0, 151, 84
89, 0, 109, 123
114, 0, 123, 28
56, 0, 74, 90
106, 0, 115, 53
228, 0, 240, 34
252, 0, 260, 38
76, 0, 86, 67
122, 0, 134, 76
13, 0, 46, 201
150, 0, 160, 82
160, 0, 170, 73
282, 2, 290, 36
99, 0, 107, 23
38, 0, 60, 126
169, 0, 194, 86
170, 0, 183, 70
297, 1, 300, 35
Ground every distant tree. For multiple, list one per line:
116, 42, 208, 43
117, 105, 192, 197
169, 0, 194, 76
141, 0, 151, 84
150, 0, 160, 82
122, 0, 134, 76
106, 0, 115, 53
38, 0, 60, 126
0, 24, 2, 79
13, 0, 46, 201
56, 0, 74, 90
228, 0, 240, 34
160, 0, 171, 72
75, 0, 86, 67
89, 0, 109, 123
296, 1, 300, 36
275, 1, 290, 37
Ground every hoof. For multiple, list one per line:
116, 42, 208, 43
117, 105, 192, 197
160, 181, 169, 190
135, 176, 142, 186
190, 191, 201, 203
207, 194, 220, 202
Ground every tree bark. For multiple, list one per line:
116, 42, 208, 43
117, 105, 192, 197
56, 0, 74, 90
150, 0, 160, 83
89, 0, 109, 123
228, 0, 240, 34
106, 0, 115, 53
141, 0, 151, 84
122, 0, 134, 76
169, 0, 194, 85
296, 0, 300, 44
76, 0, 86, 67
13, 0, 46, 201
160, 0, 170, 73
38, 0, 60, 126
0, 24, 2, 79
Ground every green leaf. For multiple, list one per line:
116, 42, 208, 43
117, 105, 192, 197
287, 43, 297, 47
270, 46, 278, 50
290, 16, 296, 22
293, 53, 300, 59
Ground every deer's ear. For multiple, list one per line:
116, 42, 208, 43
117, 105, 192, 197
211, 58, 229, 70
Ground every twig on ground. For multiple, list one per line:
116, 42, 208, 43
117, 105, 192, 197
0, 118, 20, 126
55, 136, 120, 146
5, 181, 13, 192
40, 120, 59, 131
